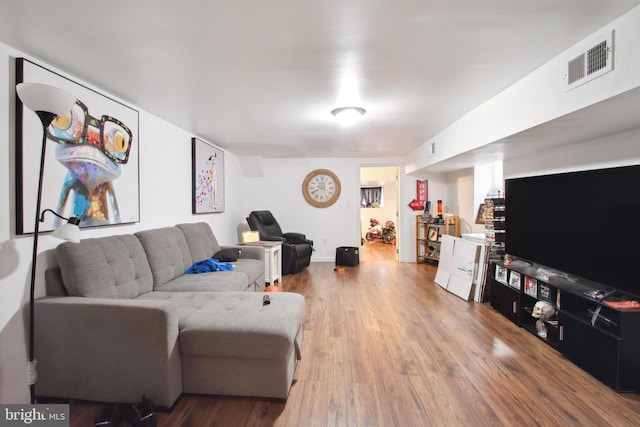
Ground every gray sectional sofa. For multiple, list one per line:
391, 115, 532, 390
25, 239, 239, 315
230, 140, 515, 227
34, 222, 305, 407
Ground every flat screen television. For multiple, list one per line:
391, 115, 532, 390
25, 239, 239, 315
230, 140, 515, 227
505, 164, 640, 298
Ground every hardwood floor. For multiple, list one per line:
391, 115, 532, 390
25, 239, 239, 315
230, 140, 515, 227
67, 241, 640, 426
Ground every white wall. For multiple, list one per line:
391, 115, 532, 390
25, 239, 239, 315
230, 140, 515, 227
241, 158, 404, 262
445, 169, 479, 236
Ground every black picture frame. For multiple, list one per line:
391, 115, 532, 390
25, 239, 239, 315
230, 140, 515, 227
191, 137, 225, 213
15, 58, 140, 234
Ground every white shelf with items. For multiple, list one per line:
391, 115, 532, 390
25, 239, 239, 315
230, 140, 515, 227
483, 197, 505, 260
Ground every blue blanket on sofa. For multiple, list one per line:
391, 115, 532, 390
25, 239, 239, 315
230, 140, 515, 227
185, 259, 234, 274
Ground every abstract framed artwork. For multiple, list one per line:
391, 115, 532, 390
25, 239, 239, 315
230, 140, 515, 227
15, 58, 140, 234
192, 137, 225, 213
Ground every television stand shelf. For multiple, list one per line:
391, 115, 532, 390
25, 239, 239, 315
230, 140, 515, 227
490, 260, 640, 392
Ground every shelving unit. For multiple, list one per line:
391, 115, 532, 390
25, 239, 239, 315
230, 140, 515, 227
489, 260, 640, 392
416, 215, 459, 263
519, 278, 560, 349
483, 197, 505, 260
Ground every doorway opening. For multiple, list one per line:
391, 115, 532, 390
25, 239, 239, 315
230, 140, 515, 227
359, 166, 399, 261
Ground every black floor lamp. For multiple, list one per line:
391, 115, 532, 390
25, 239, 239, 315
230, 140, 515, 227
16, 82, 80, 404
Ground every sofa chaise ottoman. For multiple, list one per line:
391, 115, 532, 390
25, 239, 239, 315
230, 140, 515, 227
34, 222, 305, 407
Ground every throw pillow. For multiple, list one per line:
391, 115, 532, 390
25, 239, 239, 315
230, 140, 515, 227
213, 248, 241, 262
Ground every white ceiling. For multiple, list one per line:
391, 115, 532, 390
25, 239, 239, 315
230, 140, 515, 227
2, 1, 640, 171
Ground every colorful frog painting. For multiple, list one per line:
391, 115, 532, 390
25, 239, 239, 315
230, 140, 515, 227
47, 99, 132, 227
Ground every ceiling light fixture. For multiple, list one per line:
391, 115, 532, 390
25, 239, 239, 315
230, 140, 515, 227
331, 106, 366, 126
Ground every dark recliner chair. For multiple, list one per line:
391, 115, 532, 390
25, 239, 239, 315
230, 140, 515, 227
246, 210, 313, 275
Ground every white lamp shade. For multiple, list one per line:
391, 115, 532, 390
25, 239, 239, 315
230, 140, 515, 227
16, 82, 76, 116
51, 222, 81, 243
331, 106, 366, 126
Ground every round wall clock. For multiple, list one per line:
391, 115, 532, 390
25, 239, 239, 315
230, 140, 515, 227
302, 169, 341, 208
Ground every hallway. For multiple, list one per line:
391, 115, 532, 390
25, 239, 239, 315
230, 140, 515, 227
360, 240, 397, 263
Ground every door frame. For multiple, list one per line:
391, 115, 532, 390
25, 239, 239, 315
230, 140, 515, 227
358, 165, 400, 261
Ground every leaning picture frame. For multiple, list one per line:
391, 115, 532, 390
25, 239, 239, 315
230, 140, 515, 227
475, 203, 485, 224
192, 137, 225, 213
427, 226, 439, 242
15, 58, 140, 234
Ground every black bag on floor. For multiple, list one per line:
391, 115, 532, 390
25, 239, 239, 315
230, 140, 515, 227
335, 246, 359, 266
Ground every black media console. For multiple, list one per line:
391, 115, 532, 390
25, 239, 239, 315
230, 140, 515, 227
490, 260, 640, 392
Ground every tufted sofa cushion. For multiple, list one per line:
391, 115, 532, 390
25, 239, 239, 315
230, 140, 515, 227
176, 222, 221, 262
56, 234, 153, 298
136, 291, 305, 360
135, 227, 193, 289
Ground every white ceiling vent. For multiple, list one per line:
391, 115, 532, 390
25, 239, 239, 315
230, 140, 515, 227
566, 30, 614, 91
